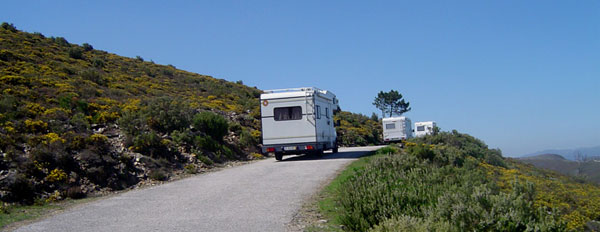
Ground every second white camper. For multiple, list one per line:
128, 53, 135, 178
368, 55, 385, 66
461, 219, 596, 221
382, 116, 412, 142
260, 87, 339, 161
414, 121, 437, 137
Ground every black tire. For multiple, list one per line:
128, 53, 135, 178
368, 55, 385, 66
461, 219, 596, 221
275, 153, 283, 161
333, 142, 339, 154
314, 149, 324, 156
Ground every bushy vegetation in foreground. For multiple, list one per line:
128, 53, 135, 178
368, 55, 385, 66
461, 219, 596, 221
0, 23, 262, 205
331, 131, 600, 231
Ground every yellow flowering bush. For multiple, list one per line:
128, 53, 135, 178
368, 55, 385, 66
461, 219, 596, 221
24, 102, 45, 117
45, 168, 67, 182
88, 133, 108, 144
41, 132, 65, 144
45, 190, 62, 203
95, 111, 119, 123
24, 119, 47, 132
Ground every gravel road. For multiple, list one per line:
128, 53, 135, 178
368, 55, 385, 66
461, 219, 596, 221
14, 146, 380, 232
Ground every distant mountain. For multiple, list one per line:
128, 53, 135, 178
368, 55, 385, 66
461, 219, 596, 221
521, 153, 566, 161
522, 145, 600, 161
518, 154, 600, 184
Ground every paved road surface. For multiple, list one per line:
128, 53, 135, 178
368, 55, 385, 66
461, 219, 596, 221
15, 146, 380, 232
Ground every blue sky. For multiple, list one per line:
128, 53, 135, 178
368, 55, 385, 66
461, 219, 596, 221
2, 1, 599, 156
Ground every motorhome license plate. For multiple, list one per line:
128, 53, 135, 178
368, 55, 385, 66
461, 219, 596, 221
284, 146, 297, 151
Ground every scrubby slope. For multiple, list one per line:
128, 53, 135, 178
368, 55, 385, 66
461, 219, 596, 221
0, 23, 262, 204
328, 131, 600, 231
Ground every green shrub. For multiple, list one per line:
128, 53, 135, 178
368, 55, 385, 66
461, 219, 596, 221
171, 129, 193, 146
91, 57, 105, 68
70, 113, 90, 132
1, 22, 17, 32
52, 36, 69, 46
145, 97, 192, 134
117, 111, 147, 137
239, 129, 256, 148
375, 146, 398, 155
118, 98, 192, 139
132, 131, 170, 159
68, 47, 83, 59
406, 143, 435, 161
369, 215, 449, 232
196, 154, 213, 166
228, 123, 242, 135
79, 68, 104, 85
192, 112, 228, 140
160, 68, 174, 76
184, 164, 197, 174
409, 131, 506, 167
82, 43, 93, 51
0, 95, 18, 115
219, 145, 235, 160
148, 169, 167, 181
194, 135, 219, 152
338, 155, 457, 231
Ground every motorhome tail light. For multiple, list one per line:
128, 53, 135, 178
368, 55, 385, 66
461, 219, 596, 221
306, 145, 314, 150
266, 148, 275, 152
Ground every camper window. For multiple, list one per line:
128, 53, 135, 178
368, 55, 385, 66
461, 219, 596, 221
316, 105, 321, 119
274, 106, 303, 121
417, 126, 425, 131
385, 123, 395, 130
326, 108, 329, 118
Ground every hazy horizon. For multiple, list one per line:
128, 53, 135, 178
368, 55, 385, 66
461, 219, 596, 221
2, 1, 598, 156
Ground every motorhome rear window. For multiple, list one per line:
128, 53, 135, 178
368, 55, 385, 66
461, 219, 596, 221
417, 126, 425, 131
274, 106, 302, 121
385, 123, 395, 129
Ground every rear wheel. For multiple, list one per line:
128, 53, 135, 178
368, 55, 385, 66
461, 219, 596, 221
275, 153, 283, 161
314, 149, 324, 156
332, 142, 339, 154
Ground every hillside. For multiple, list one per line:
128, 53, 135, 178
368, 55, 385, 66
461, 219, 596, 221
312, 131, 600, 231
518, 154, 600, 184
0, 22, 263, 204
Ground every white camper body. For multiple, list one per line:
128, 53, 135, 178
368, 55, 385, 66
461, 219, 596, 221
414, 121, 437, 137
382, 117, 412, 142
260, 87, 339, 161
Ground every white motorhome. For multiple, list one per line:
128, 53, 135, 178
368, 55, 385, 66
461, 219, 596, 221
382, 117, 412, 142
414, 121, 437, 137
260, 87, 339, 161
